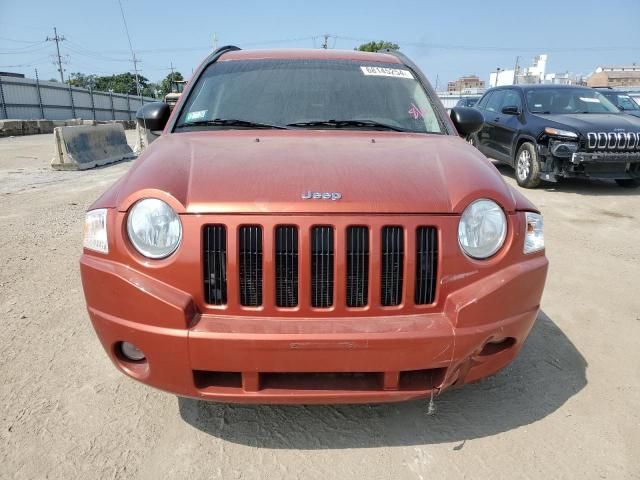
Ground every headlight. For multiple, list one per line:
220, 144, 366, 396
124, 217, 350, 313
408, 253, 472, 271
544, 127, 578, 139
524, 212, 544, 254
458, 199, 507, 259
127, 198, 182, 259
83, 209, 109, 254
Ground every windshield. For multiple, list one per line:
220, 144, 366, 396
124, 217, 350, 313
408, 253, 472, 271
526, 88, 620, 114
175, 59, 444, 133
605, 93, 640, 111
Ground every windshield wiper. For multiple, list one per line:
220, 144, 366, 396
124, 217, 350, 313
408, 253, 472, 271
286, 119, 411, 132
175, 118, 288, 129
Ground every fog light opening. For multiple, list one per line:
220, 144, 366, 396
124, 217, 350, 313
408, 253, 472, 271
120, 341, 146, 361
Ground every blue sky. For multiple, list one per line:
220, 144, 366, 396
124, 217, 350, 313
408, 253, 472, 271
1, 0, 639, 88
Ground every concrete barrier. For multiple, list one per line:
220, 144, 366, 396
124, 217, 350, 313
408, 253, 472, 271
133, 123, 160, 154
51, 123, 135, 170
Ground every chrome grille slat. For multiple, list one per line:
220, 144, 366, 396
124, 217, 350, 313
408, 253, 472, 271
381, 226, 404, 306
415, 227, 438, 305
275, 226, 298, 307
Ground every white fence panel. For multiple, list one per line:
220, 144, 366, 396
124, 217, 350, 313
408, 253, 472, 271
0, 75, 155, 120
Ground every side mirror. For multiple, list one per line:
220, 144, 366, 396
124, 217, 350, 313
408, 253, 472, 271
450, 107, 484, 136
136, 102, 171, 131
501, 105, 520, 115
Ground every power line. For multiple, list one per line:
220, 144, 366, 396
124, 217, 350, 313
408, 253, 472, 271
46, 27, 66, 83
116, 0, 142, 98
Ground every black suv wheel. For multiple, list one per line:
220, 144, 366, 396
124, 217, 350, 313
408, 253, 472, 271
515, 142, 541, 188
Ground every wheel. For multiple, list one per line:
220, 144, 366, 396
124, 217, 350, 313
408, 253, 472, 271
515, 142, 541, 188
615, 178, 640, 188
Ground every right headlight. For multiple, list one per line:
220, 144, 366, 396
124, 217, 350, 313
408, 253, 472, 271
127, 198, 182, 259
458, 199, 507, 259
524, 212, 544, 254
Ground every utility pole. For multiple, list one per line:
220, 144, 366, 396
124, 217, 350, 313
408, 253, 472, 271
46, 27, 66, 83
131, 53, 142, 97
321, 34, 330, 49
212, 33, 218, 51
169, 61, 175, 81
513, 56, 520, 85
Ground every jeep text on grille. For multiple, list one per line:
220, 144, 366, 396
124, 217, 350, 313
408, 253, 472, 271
80, 47, 548, 404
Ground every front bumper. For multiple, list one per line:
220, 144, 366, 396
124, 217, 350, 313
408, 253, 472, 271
81, 252, 548, 404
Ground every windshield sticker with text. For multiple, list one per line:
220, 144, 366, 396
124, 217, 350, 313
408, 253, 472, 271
360, 66, 414, 79
186, 110, 207, 122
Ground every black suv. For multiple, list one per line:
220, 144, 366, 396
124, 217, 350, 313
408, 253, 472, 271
470, 85, 640, 188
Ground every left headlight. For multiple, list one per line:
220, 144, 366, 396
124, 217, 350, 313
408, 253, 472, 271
127, 198, 182, 259
458, 199, 507, 259
84, 209, 109, 254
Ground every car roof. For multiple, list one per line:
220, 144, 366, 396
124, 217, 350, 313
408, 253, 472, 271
218, 48, 404, 64
485, 84, 593, 92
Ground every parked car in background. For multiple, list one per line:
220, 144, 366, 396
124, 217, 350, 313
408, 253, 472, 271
455, 96, 481, 107
595, 88, 640, 118
470, 85, 640, 188
80, 46, 548, 405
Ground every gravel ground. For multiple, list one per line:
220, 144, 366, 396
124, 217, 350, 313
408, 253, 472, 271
0, 132, 639, 479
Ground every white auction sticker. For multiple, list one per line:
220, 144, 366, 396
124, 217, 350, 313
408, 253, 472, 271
360, 66, 414, 79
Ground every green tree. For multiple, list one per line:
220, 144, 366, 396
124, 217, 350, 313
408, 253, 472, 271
159, 71, 185, 97
68, 72, 97, 89
356, 41, 400, 52
144, 82, 161, 99
93, 72, 150, 95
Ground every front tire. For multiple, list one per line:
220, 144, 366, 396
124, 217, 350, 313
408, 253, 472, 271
515, 142, 541, 189
615, 178, 640, 188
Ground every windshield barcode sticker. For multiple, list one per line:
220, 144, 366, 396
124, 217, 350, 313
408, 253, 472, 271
360, 66, 414, 79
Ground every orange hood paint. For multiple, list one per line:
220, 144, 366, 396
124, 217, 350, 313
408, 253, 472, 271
105, 130, 518, 215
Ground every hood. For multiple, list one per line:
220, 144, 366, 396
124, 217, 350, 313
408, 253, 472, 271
536, 113, 640, 135
112, 130, 516, 215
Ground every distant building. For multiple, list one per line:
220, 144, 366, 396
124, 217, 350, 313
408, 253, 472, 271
489, 54, 548, 87
543, 72, 586, 86
447, 75, 485, 93
587, 65, 640, 87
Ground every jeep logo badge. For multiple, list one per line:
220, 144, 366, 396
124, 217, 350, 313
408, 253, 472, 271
301, 191, 342, 201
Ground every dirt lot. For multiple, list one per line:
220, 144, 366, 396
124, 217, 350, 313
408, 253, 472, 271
0, 132, 639, 479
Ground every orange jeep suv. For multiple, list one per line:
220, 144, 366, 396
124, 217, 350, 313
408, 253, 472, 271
80, 46, 548, 404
